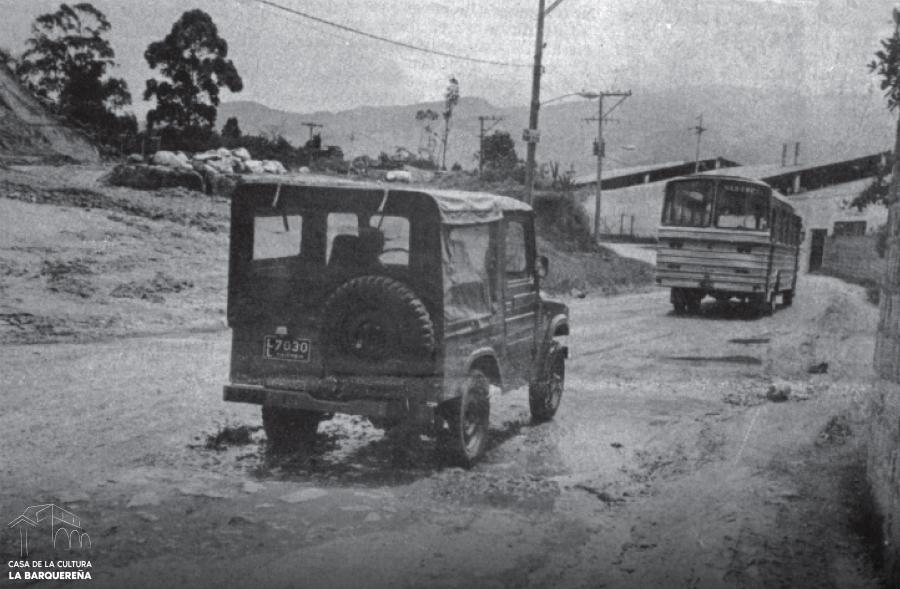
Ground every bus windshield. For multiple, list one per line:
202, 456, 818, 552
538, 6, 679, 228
661, 180, 714, 227
715, 181, 770, 231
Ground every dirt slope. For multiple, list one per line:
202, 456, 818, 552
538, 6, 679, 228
0, 65, 99, 163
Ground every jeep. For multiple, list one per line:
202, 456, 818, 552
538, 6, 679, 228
223, 177, 569, 466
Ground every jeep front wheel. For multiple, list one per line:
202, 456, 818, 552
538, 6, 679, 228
262, 406, 323, 453
529, 340, 565, 422
439, 370, 490, 468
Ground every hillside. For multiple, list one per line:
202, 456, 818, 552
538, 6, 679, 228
0, 65, 99, 163
0, 164, 650, 343
219, 86, 894, 175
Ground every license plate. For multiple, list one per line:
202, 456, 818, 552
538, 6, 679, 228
263, 336, 311, 362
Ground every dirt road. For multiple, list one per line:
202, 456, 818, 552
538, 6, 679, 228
0, 274, 883, 588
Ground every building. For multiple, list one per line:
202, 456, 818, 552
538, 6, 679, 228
701, 152, 890, 273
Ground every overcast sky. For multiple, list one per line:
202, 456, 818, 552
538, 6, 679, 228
1, 0, 897, 118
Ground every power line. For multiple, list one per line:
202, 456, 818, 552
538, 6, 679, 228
250, 0, 532, 68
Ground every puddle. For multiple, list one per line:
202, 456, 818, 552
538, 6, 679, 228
728, 337, 771, 345
666, 355, 762, 365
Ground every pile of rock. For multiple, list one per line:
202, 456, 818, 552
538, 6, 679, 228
107, 147, 288, 195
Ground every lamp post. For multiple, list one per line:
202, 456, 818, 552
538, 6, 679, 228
580, 90, 631, 239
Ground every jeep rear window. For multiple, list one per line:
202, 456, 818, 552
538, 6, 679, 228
253, 213, 302, 260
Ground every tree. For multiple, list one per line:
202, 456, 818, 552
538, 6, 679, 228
865, 7, 900, 209
143, 9, 243, 135
16, 3, 131, 142
440, 77, 459, 170
415, 108, 439, 165
850, 155, 892, 211
221, 116, 242, 140
482, 131, 518, 171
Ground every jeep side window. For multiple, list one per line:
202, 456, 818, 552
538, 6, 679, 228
253, 212, 302, 260
370, 215, 409, 266
443, 224, 493, 322
505, 220, 529, 276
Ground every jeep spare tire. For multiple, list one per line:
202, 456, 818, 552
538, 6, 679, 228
321, 275, 435, 375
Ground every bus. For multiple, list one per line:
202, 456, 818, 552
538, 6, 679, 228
656, 174, 802, 315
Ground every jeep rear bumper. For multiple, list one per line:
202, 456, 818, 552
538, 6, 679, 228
224, 375, 441, 425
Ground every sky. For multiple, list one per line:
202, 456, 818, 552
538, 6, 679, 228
0, 0, 897, 119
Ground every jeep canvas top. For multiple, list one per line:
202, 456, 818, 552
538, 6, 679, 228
224, 176, 569, 466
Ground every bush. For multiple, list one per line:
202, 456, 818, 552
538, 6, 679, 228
533, 191, 597, 252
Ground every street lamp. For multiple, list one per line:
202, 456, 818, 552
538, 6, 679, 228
580, 90, 631, 239
540, 91, 598, 106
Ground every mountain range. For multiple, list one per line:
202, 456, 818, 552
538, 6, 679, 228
218, 85, 896, 175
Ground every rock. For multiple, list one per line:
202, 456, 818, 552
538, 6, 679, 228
136, 511, 159, 522
126, 153, 144, 163
386, 170, 412, 183
403, 166, 435, 183
227, 515, 255, 526
807, 361, 829, 374
58, 491, 90, 503
127, 491, 161, 508
104, 164, 205, 192
241, 159, 265, 174
178, 483, 233, 499
216, 147, 232, 158
206, 157, 239, 175
193, 150, 220, 162
262, 160, 287, 174
231, 147, 251, 161
280, 488, 328, 503
298, 166, 310, 174
364, 512, 382, 523
151, 150, 192, 169
766, 382, 791, 402
242, 481, 264, 494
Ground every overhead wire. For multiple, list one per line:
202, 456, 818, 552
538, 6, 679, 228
248, 0, 532, 69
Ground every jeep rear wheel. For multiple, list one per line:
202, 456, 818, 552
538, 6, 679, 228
262, 406, 322, 453
321, 275, 435, 375
439, 370, 490, 468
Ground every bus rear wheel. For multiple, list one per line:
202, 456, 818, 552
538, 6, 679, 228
783, 290, 794, 306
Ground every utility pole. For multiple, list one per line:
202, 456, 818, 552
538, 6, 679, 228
584, 90, 631, 239
478, 115, 503, 176
691, 114, 706, 173
301, 122, 323, 142
523, 0, 546, 205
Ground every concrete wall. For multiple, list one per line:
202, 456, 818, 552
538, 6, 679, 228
576, 182, 666, 240
821, 235, 885, 284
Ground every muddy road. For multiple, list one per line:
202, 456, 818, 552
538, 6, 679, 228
0, 274, 884, 588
